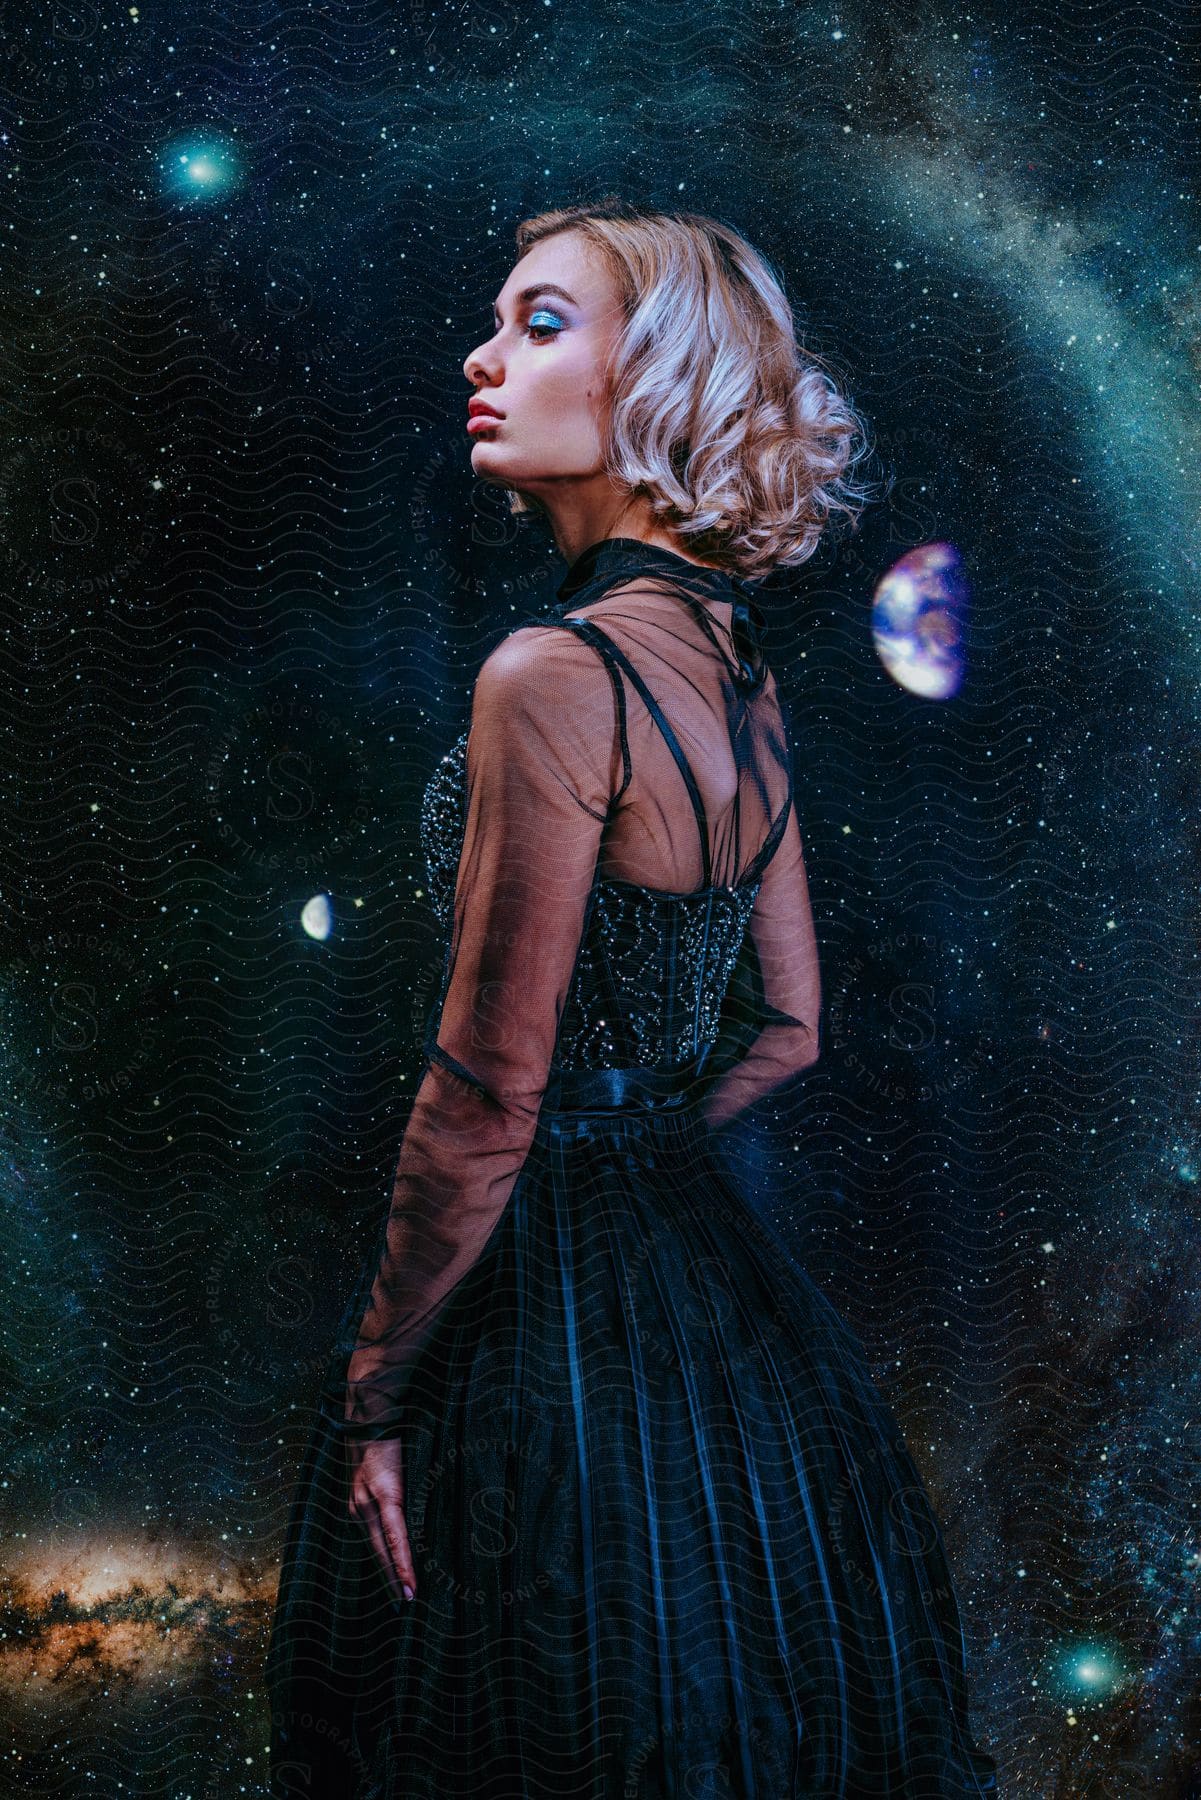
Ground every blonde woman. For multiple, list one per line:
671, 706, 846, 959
267, 198, 999, 1797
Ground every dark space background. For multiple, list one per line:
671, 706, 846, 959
0, 2, 1198, 1793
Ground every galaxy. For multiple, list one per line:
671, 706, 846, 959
0, 2, 1198, 1793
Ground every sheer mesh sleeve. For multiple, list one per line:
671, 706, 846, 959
343, 627, 619, 1440
701, 799, 822, 1132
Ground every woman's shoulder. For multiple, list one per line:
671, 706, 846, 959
473, 616, 622, 711
468, 620, 627, 798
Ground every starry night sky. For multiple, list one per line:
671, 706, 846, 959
1, 2, 1199, 1793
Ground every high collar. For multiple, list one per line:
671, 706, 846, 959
553, 535, 769, 695
555, 536, 741, 608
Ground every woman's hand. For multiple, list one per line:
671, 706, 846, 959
347, 1437, 417, 1605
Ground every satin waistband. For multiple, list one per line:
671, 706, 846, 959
542, 1047, 712, 1118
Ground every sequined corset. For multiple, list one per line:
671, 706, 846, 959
421, 725, 768, 1073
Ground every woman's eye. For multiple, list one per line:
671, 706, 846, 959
488, 310, 563, 343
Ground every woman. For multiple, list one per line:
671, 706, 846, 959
266, 198, 999, 1797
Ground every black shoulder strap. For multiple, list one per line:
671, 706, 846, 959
743, 689, 796, 886
556, 617, 712, 890
531, 616, 633, 810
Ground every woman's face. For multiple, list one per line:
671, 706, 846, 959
462, 232, 624, 503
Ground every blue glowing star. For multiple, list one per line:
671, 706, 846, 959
158, 135, 241, 204
1049, 1641, 1129, 1702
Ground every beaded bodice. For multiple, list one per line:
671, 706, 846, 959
421, 727, 767, 1072
416, 538, 797, 1083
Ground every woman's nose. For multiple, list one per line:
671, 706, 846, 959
463, 336, 501, 386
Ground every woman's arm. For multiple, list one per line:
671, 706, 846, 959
342, 625, 620, 1440
700, 798, 822, 1132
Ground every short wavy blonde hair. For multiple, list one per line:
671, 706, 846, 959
505, 196, 877, 580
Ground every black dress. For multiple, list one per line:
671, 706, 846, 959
266, 537, 999, 1798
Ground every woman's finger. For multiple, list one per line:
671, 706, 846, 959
360, 1486, 417, 1602
344, 1440, 417, 1600
360, 1494, 412, 1606
374, 1487, 417, 1597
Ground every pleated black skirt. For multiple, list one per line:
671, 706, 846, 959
266, 1079, 999, 1797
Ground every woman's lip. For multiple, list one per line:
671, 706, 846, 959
466, 414, 502, 433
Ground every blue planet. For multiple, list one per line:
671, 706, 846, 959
871, 541, 970, 699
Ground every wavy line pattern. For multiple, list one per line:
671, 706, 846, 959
0, 0, 1197, 1793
